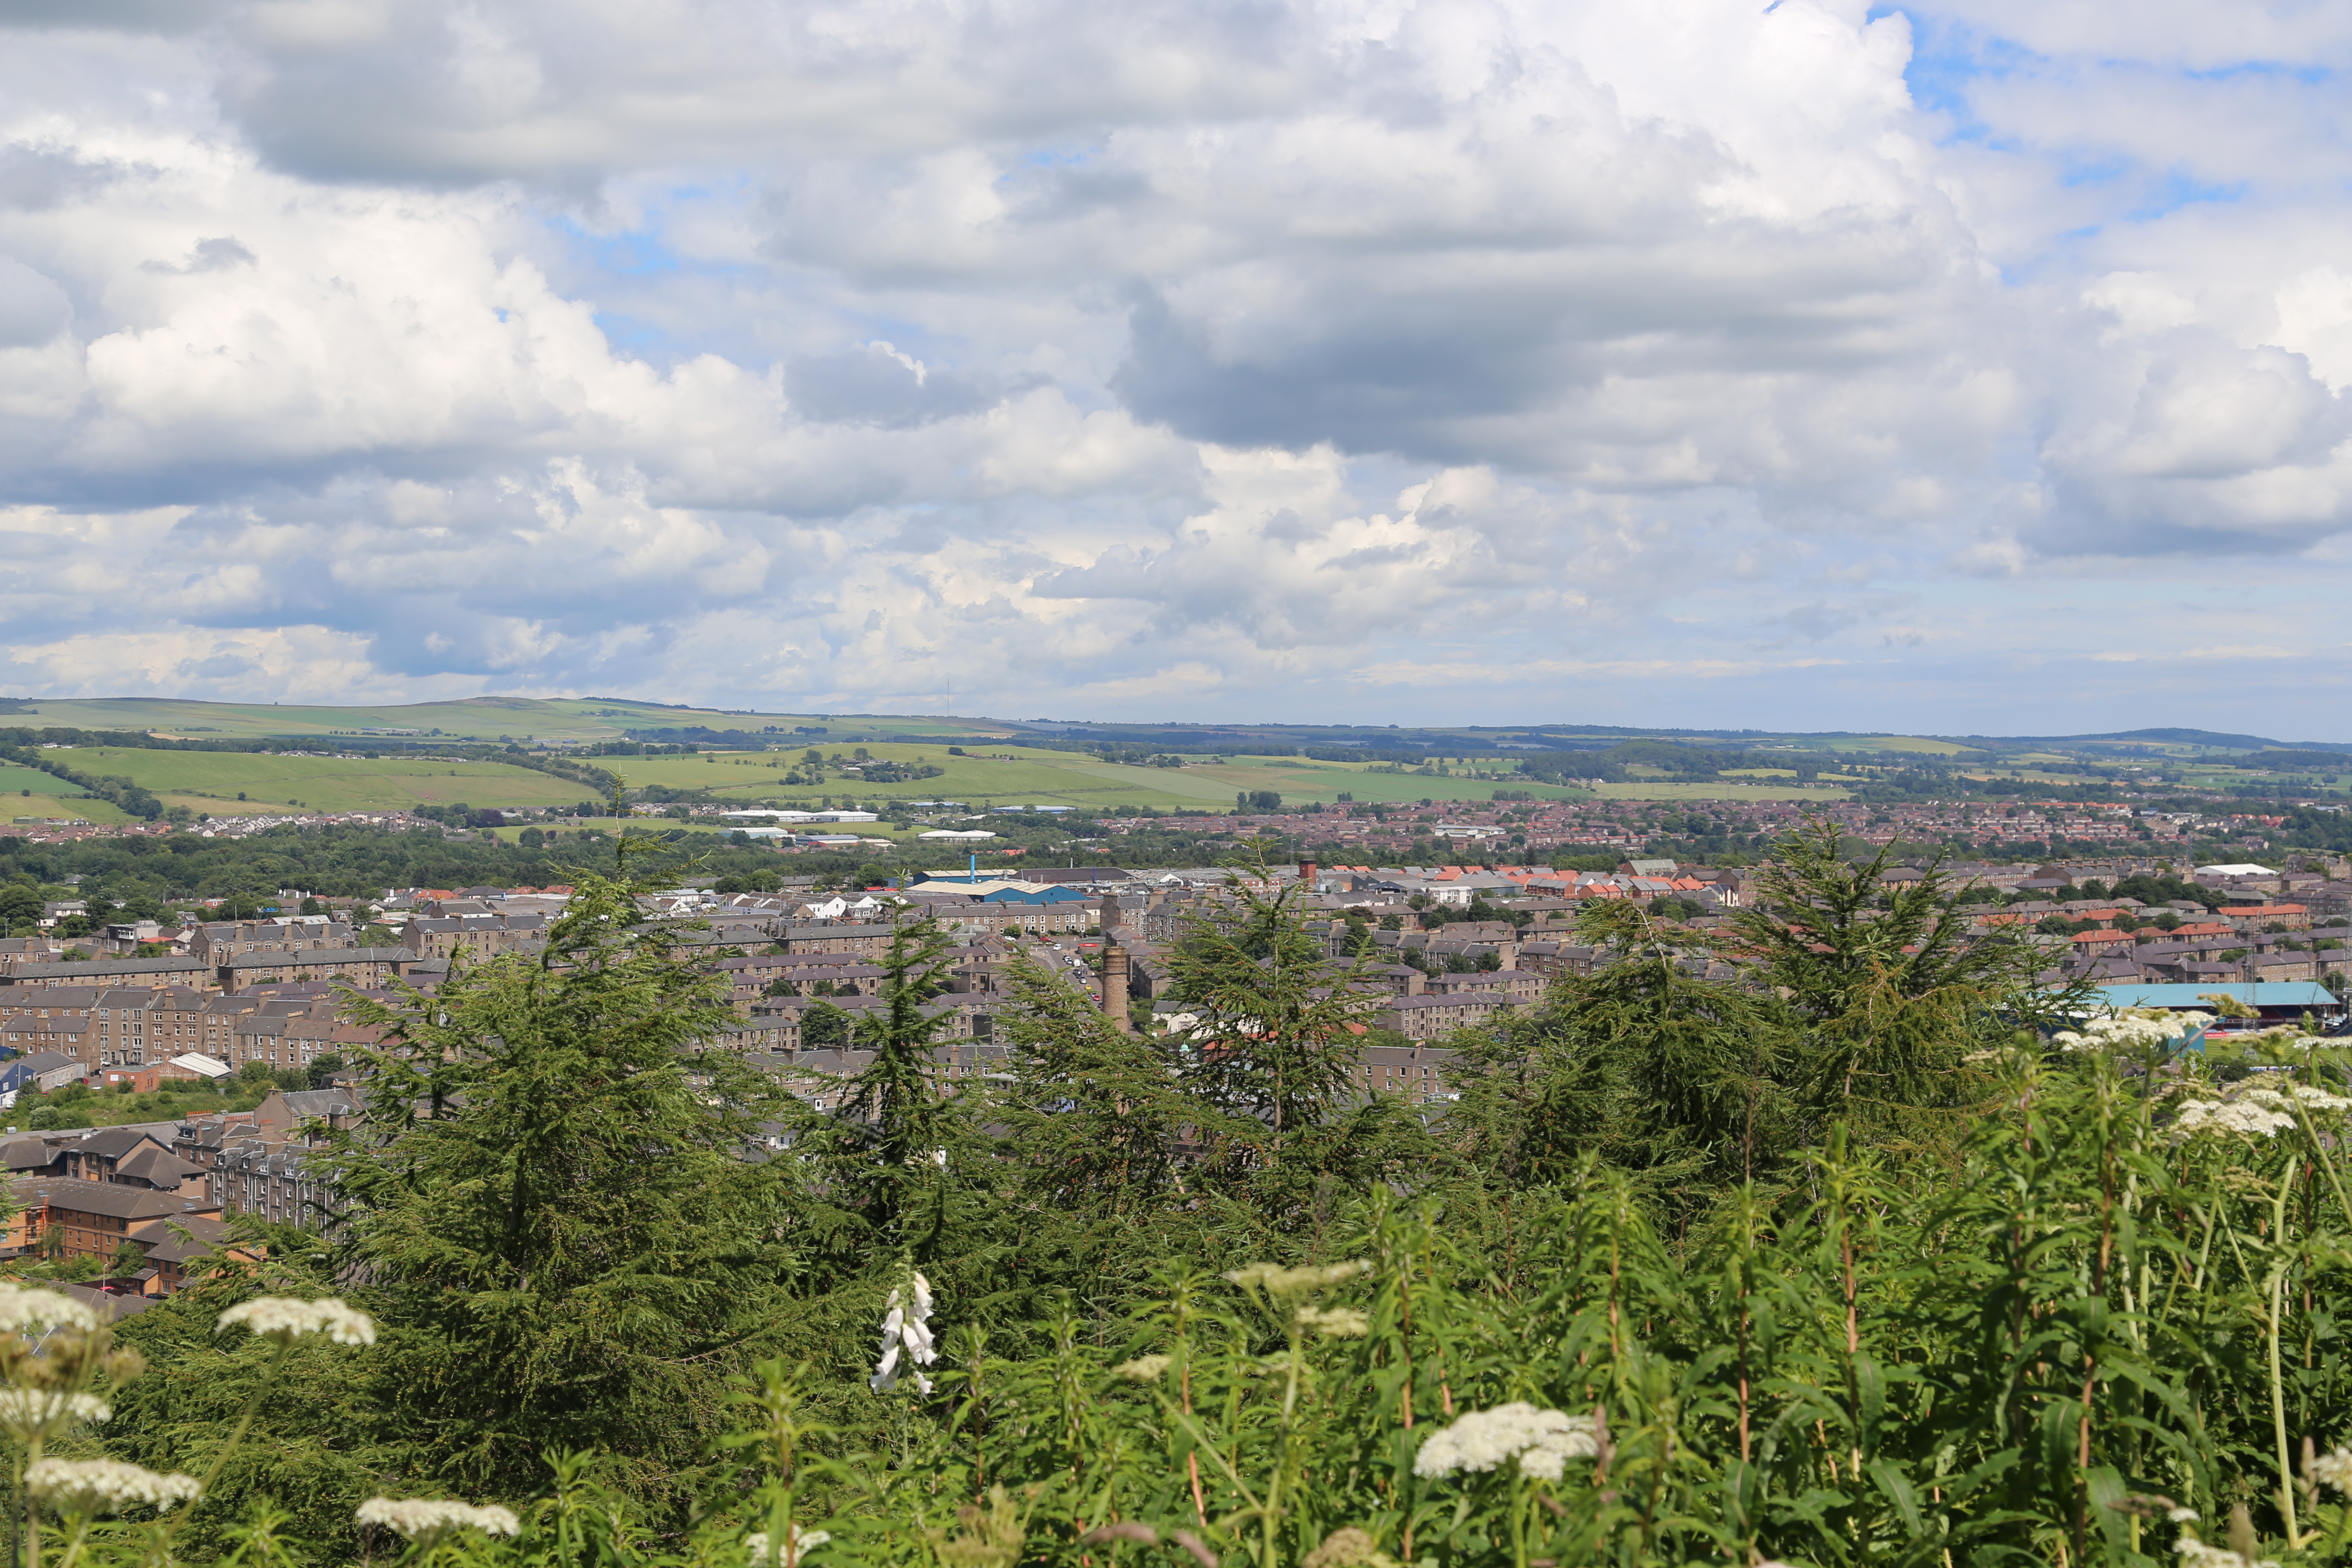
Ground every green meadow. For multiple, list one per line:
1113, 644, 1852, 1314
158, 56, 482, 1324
0, 760, 137, 823
2, 739, 1858, 819
41, 747, 591, 816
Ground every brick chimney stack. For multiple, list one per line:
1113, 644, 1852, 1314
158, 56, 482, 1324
1100, 939, 1131, 1032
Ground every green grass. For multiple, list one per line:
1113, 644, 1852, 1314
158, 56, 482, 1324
0, 714, 1882, 815
1808, 735, 1990, 756
15, 1082, 272, 1132
0, 762, 135, 823
0, 762, 89, 796
617, 744, 1603, 812
51, 747, 592, 815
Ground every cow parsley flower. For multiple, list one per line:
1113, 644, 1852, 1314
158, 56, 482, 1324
2173, 1082, 2351, 1141
354, 1498, 521, 1541
0, 1389, 110, 1440
1297, 1306, 1371, 1338
2177, 1540, 2274, 1568
26, 1459, 200, 1514
2309, 1445, 2352, 1496
2172, 1098, 2296, 1139
1300, 1527, 1398, 1568
745, 1524, 830, 1562
216, 1297, 377, 1346
870, 1273, 937, 1396
0, 1286, 99, 1335
1413, 1403, 1597, 1482
1114, 1354, 1172, 1382
1224, 1260, 1369, 1296
2055, 1009, 2207, 1053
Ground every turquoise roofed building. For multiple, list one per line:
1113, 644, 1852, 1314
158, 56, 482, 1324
2091, 982, 2344, 1026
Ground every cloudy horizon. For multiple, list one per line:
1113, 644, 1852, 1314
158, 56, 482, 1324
1, 0, 2349, 735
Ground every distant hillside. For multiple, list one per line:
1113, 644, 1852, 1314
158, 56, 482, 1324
0, 697, 2341, 755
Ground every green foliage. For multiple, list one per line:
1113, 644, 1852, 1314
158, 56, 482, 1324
25, 821, 2352, 1568
311, 852, 802, 1503
802, 1001, 853, 1046
71, 1046, 2352, 1568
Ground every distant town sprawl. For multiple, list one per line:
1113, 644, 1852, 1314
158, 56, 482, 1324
0, 796, 2344, 1316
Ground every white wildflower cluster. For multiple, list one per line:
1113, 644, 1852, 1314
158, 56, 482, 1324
1113, 1354, 1172, 1382
2054, 1010, 2211, 1053
871, 1274, 937, 1396
1300, 1527, 1398, 1568
745, 1524, 830, 1563
354, 1498, 521, 1540
1296, 1306, 1371, 1338
2173, 1082, 2352, 1141
2177, 1540, 2275, 1568
0, 1285, 99, 1335
1225, 1261, 1369, 1296
2239, 1025, 2328, 1054
2309, 1445, 2352, 1496
216, 1297, 377, 1345
1412, 1403, 1598, 1482
26, 1459, 201, 1514
0, 1389, 109, 1437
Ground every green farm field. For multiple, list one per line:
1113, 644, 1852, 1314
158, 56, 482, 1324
45, 748, 592, 816
613, 744, 1605, 811
0, 761, 135, 823
1, 760, 101, 798
1805, 735, 1989, 756
18, 737, 1859, 819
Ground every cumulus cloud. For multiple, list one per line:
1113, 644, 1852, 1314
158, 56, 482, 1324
0, 0, 2350, 729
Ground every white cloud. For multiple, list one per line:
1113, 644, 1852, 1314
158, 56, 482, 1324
0, 0, 2350, 732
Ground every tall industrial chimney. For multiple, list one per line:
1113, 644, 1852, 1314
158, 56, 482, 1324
1101, 939, 1132, 1032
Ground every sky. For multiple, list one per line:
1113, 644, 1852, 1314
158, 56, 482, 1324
0, 0, 2349, 738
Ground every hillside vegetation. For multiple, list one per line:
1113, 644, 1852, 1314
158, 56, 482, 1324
2, 831, 2347, 1568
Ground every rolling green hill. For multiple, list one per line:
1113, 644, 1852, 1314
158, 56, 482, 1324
0, 695, 1001, 747
0, 697, 2334, 818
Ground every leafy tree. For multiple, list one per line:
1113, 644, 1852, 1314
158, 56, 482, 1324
0, 882, 40, 927
800, 1000, 852, 1045
305, 1053, 345, 1089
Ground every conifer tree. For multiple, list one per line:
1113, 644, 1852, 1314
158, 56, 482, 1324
319, 852, 800, 1504
819, 916, 966, 1261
